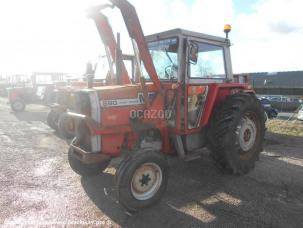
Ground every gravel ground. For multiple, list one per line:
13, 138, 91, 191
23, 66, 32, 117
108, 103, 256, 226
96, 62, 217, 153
0, 97, 303, 228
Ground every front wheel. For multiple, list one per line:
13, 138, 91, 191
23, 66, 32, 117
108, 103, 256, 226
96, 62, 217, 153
11, 99, 25, 112
208, 93, 265, 175
115, 149, 168, 212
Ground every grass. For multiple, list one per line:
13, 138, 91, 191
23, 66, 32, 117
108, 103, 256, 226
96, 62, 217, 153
266, 119, 303, 137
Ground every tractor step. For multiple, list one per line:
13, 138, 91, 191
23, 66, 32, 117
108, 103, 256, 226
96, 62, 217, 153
182, 148, 209, 162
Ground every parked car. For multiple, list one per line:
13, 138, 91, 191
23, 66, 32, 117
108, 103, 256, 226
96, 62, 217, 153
267, 95, 302, 111
297, 105, 303, 121
259, 98, 279, 119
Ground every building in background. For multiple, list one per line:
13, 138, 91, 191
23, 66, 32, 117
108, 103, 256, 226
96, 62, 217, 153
249, 71, 303, 96
247, 71, 303, 111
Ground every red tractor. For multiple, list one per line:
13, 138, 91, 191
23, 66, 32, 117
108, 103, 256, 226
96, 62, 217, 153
47, 80, 91, 139
47, 77, 114, 139
68, 0, 265, 212
7, 72, 67, 112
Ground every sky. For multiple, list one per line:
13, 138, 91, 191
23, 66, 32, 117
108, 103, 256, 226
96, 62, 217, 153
0, 0, 303, 76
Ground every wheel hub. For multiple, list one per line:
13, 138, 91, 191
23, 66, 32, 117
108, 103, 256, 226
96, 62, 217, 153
243, 129, 251, 142
140, 173, 151, 186
131, 163, 162, 201
237, 115, 257, 152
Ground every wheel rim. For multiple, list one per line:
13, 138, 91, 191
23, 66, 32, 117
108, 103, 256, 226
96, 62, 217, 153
13, 101, 23, 111
131, 162, 162, 201
237, 113, 258, 153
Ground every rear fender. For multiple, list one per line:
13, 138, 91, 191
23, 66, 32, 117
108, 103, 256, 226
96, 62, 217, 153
200, 84, 254, 127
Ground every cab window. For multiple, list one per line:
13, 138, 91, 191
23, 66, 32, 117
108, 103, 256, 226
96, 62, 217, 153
189, 42, 226, 79
142, 37, 179, 81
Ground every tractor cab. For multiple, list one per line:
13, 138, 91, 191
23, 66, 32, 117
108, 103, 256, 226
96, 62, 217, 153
136, 29, 237, 133
143, 29, 233, 84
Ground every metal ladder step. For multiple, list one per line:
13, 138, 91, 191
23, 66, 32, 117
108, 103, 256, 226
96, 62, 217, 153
182, 148, 209, 162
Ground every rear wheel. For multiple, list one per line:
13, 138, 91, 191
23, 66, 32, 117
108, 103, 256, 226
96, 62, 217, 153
58, 113, 75, 139
68, 142, 110, 176
47, 109, 60, 130
208, 93, 265, 175
116, 149, 168, 212
11, 99, 25, 112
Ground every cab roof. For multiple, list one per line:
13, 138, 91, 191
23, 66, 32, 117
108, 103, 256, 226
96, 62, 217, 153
145, 28, 227, 44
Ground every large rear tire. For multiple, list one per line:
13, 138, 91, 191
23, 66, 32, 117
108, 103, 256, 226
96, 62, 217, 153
208, 93, 265, 175
115, 149, 168, 212
68, 144, 110, 176
47, 109, 60, 130
58, 113, 75, 139
11, 99, 25, 112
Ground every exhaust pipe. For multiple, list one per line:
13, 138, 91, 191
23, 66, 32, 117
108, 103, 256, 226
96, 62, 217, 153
85, 62, 94, 88
115, 33, 123, 85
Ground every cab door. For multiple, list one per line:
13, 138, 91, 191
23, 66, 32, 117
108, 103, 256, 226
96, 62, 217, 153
186, 85, 208, 129
185, 39, 228, 131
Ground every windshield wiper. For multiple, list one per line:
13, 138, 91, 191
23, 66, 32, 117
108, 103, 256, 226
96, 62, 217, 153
165, 48, 178, 80
165, 48, 174, 65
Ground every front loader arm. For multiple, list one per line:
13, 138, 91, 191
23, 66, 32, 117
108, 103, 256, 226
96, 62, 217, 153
88, 9, 131, 85
109, 0, 162, 91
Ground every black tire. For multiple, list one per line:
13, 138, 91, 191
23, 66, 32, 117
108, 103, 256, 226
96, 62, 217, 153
68, 143, 110, 176
47, 109, 61, 130
269, 110, 278, 119
11, 99, 25, 112
58, 113, 75, 139
116, 149, 169, 212
208, 93, 265, 175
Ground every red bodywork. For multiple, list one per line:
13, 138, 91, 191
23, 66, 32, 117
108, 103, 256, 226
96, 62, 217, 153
80, 82, 252, 157
8, 84, 56, 104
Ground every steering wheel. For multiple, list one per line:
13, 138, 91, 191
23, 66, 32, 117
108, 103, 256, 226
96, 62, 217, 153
165, 64, 178, 80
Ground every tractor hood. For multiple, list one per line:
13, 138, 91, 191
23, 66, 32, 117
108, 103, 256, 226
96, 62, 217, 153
85, 83, 157, 105
74, 83, 158, 128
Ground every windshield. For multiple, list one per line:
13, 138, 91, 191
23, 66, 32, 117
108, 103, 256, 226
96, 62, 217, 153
142, 37, 179, 81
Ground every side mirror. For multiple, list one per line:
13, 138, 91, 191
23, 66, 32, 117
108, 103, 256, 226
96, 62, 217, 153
188, 42, 199, 65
